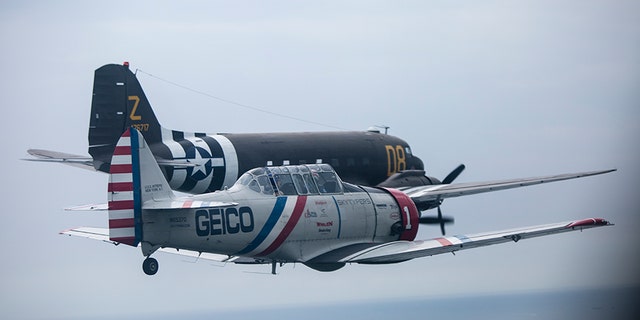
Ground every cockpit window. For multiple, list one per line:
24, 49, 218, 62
274, 173, 296, 195
291, 174, 308, 194
313, 171, 342, 194
256, 175, 273, 195
303, 173, 319, 194
232, 164, 342, 196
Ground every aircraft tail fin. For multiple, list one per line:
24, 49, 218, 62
89, 63, 163, 173
108, 127, 174, 246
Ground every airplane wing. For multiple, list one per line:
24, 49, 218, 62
339, 218, 611, 264
403, 169, 615, 208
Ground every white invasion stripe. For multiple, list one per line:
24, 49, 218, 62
162, 127, 187, 189
211, 158, 224, 166
110, 227, 135, 238
210, 134, 238, 189
109, 191, 134, 202
110, 173, 133, 183
188, 136, 214, 194
109, 209, 134, 220
111, 154, 132, 165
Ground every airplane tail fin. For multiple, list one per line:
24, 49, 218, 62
108, 127, 174, 246
89, 63, 163, 173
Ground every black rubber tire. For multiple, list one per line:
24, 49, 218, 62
142, 257, 159, 275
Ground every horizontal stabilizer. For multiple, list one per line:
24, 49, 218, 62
60, 227, 113, 243
24, 149, 96, 171
143, 199, 239, 210
61, 227, 236, 262
65, 203, 108, 211
24, 149, 198, 173
65, 201, 238, 211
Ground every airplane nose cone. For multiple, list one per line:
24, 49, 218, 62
409, 155, 424, 170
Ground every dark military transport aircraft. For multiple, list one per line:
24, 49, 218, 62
28, 63, 448, 194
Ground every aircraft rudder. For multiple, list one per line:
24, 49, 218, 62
89, 63, 163, 172
108, 128, 142, 246
107, 127, 174, 246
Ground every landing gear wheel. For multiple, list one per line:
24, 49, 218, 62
142, 257, 159, 275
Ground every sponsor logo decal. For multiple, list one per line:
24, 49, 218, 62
195, 207, 254, 236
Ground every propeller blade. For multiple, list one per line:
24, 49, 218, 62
442, 164, 466, 184
418, 210, 455, 235
438, 206, 445, 235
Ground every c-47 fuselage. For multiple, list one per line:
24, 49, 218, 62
88, 63, 425, 194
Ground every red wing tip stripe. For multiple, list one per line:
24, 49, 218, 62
121, 129, 131, 137
182, 200, 194, 208
109, 218, 135, 229
435, 237, 453, 246
566, 218, 609, 228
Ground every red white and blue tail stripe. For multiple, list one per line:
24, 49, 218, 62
108, 128, 142, 246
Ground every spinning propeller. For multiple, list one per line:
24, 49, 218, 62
418, 164, 465, 235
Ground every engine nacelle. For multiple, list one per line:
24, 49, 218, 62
377, 170, 442, 188
377, 170, 443, 211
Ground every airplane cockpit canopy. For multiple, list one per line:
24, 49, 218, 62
231, 164, 344, 196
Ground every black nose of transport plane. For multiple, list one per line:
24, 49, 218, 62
409, 154, 425, 170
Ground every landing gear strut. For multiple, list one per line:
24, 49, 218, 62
143, 257, 158, 275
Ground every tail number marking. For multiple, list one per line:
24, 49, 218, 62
127, 95, 149, 131
385, 145, 406, 176
196, 207, 255, 236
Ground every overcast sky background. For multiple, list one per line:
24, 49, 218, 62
1, 1, 638, 319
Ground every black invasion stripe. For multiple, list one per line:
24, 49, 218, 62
172, 131, 197, 192
199, 135, 226, 192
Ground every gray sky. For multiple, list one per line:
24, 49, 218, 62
1, 1, 638, 319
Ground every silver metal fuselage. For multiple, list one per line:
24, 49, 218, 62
142, 186, 406, 263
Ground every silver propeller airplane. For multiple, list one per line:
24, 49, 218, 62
62, 128, 613, 275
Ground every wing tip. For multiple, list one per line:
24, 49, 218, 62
566, 218, 611, 228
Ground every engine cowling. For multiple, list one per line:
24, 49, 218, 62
377, 170, 443, 211
376, 170, 442, 188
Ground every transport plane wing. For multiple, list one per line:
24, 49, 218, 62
403, 169, 615, 212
